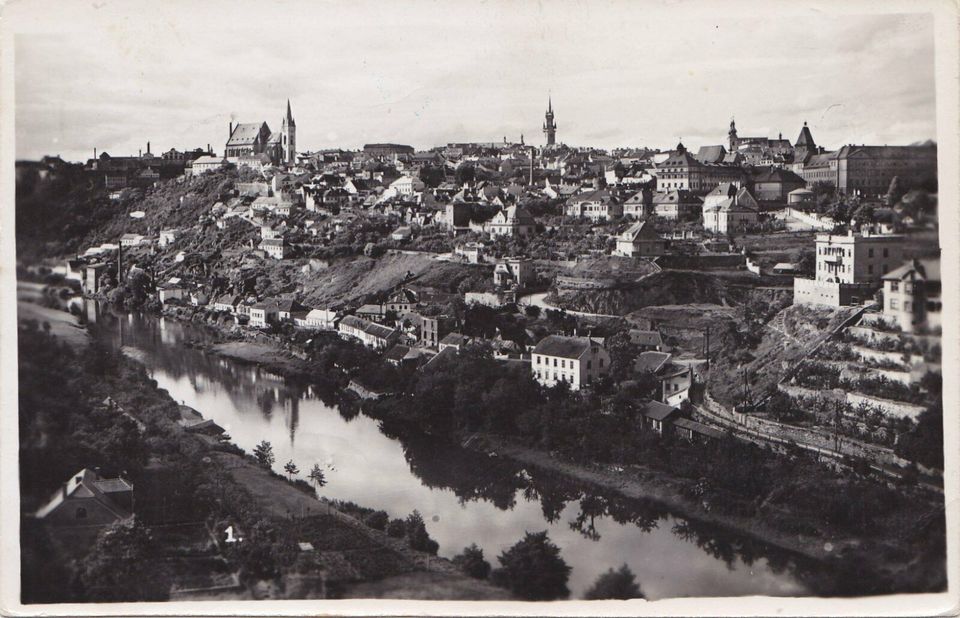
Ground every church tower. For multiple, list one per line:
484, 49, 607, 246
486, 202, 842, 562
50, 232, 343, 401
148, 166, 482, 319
543, 96, 557, 146
728, 117, 738, 152
281, 99, 296, 166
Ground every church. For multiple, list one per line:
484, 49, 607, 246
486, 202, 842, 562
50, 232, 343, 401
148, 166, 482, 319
225, 100, 296, 167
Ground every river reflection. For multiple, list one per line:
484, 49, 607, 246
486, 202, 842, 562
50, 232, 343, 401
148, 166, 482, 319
86, 302, 809, 599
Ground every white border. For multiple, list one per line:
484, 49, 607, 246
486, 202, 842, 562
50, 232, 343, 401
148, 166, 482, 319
0, 0, 957, 615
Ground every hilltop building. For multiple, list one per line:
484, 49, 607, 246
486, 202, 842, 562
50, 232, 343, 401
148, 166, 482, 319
225, 100, 296, 167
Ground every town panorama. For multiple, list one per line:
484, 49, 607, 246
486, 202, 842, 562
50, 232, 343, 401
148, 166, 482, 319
11, 12, 947, 609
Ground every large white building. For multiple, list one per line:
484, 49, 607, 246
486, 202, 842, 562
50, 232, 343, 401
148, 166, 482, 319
794, 231, 904, 307
531, 335, 610, 391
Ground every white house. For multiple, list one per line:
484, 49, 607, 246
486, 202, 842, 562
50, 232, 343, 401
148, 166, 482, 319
119, 233, 146, 248
485, 205, 536, 238
390, 176, 425, 196
614, 221, 667, 257
702, 185, 760, 234
531, 335, 610, 391
296, 308, 339, 330
191, 155, 227, 175
259, 238, 288, 259
338, 315, 399, 349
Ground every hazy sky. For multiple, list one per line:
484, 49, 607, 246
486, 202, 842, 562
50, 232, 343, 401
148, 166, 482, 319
12, 1, 937, 162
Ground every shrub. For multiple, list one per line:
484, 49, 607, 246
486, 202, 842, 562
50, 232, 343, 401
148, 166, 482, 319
363, 510, 389, 531
386, 518, 406, 538
584, 564, 644, 600
452, 543, 491, 579
490, 531, 570, 600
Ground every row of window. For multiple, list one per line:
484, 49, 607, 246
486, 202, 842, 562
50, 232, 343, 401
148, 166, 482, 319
534, 355, 603, 370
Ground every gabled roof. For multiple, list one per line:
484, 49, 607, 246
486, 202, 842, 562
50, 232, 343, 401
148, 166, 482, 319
882, 258, 940, 283
634, 351, 671, 374
695, 145, 727, 164
227, 122, 270, 147
639, 400, 677, 421
35, 468, 133, 520
340, 315, 397, 339
652, 190, 701, 205
619, 220, 657, 242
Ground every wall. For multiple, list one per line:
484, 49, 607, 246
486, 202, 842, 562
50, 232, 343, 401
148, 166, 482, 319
784, 207, 834, 230
845, 392, 926, 420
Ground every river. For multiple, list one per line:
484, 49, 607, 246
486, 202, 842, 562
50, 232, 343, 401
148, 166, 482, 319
81, 302, 809, 600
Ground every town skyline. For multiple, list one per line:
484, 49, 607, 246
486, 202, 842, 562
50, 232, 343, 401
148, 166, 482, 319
13, 3, 936, 162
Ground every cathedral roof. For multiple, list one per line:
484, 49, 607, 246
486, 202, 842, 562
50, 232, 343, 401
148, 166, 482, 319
228, 122, 270, 147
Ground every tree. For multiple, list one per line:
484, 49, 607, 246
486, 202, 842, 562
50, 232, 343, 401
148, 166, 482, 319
453, 543, 491, 579
253, 440, 274, 469
584, 564, 645, 600
79, 522, 170, 601
308, 463, 327, 489
405, 510, 438, 554
363, 510, 389, 531
386, 518, 406, 538
283, 460, 299, 481
490, 531, 571, 600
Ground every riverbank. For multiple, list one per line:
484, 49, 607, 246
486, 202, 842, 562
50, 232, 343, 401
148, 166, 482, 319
97, 298, 946, 596
16, 297, 511, 601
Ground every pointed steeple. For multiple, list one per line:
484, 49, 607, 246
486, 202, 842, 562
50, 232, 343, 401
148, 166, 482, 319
548, 94, 553, 114
285, 99, 295, 126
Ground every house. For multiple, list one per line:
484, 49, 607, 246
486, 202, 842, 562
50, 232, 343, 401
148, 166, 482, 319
438, 332, 471, 353
384, 288, 419, 314
158, 283, 186, 305
494, 257, 534, 289
356, 304, 387, 322
622, 189, 653, 218
628, 329, 663, 351
420, 315, 457, 349
660, 362, 696, 406
455, 242, 485, 264
614, 221, 667, 257
296, 308, 339, 330
748, 168, 806, 202
531, 335, 610, 391
158, 229, 178, 248
390, 176, 425, 196
651, 190, 702, 221
564, 190, 622, 221
702, 185, 760, 234
119, 233, 146, 248
639, 400, 677, 434
249, 298, 288, 327
191, 155, 227, 175
212, 294, 241, 313
881, 258, 941, 333
338, 315, 399, 349
35, 468, 134, 526
485, 205, 536, 238
794, 231, 905, 307
259, 238, 288, 259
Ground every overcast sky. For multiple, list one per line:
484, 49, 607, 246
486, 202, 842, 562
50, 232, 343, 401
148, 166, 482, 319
12, 1, 937, 162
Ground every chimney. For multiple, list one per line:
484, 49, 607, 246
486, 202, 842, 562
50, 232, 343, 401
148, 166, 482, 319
139, 148, 142, 157
94, 147, 97, 159
229, 122, 233, 139
147, 141, 151, 154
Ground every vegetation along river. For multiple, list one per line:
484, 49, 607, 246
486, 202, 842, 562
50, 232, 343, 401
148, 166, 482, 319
84, 302, 809, 599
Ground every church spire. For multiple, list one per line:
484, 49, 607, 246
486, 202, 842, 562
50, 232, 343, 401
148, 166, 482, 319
285, 99, 295, 126
543, 94, 557, 146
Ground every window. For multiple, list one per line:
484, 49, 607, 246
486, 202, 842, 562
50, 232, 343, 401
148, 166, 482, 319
890, 299, 898, 310
587, 360, 592, 369
868, 265, 874, 274
599, 358, 604, 368
868, 248, 874, 258
76, 507, 87, 520
536, 356, 541, 365
890, 281, 899, 292
553, 358, 557, 367
883, 248, 889, 258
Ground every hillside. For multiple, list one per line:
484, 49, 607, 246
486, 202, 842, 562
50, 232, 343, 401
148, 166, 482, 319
551, 270, 778, 316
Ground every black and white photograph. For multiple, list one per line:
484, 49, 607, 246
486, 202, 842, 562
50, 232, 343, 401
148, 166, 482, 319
2, 0, 957, 614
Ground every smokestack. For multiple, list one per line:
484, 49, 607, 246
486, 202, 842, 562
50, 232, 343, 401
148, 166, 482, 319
94, 148, 97, 159
139, 148, 142, 157
229, 122, 233, 139
147, 141, 151, 154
